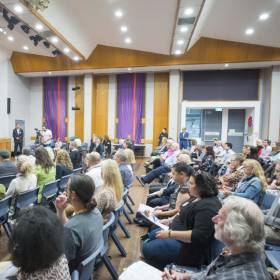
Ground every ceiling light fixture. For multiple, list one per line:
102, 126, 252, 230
259, 13, 270, 21
184, 8, 194, 16
51, 36, 58, 43
21, 24, 30, 34
43, 41, 50, 48
120, 25, 128, 32
3, 9, 20, 30
63, 47, 70, 53
224, 63, 229, 67
52, 49, 62, 56
73, 56, 80, 61
174, 50, 182, 55
115, 10, 123, 18
128, 68, 132, 71
177, 40, 184, 45
245, 28, 254, 35
22, 45, 29, 50
29, 35, 43, 46
124, 37, 131, 44
180, 26, 188, 33
35, 23, 44, 31
48, 71, 52, 75
14, 5, 23, 13
7, 36, 14, 41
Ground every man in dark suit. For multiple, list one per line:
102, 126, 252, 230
13, 123, 24, 155
179, 128, 189, 149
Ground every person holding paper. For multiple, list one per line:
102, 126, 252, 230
142, 170, 221, 270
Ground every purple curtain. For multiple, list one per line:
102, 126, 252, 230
43, 77, 68, 141
117, 73, 145, 143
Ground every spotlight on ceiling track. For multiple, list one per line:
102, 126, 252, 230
29, 34, 43, 46
3, 8, 20, 30
43, 41, 50, 48
21, 24, 30, 34
52, 49, 62, 56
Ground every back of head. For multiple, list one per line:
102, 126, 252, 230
56, 149, 73, 170
101, 159, 123, 201
222, 196, 265, 253
115, 149, 128, 163
35, 147, 54, 171
69, 174, 97, 211
22, 147, 32, 156
192, 171, 218, 198
17, 155, 34, 176
0, 150, 10, 160
74, 138, 82, 148
177, 153, 191, 165
9, 206, 64, 273
86, 152, 101, 166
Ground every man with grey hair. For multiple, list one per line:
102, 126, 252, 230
162, 196, 271, 280
85, 152, 103, 189
114, 149, 133, 188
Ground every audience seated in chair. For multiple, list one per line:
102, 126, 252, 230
55, 149, 73, 179
95, 159, 123, 222
142, 171, 221, 270
222, 159, 266, 204
0, 150, 16, 176
55, 174, 103, 273
34, 147, 56, 203
114, 149, 133, 188
22, 147, 36, 166
6, 155, 37, 199
162, 196, 271, 280
268, 161, 280, 191
69, 139, 83, 169
9, 206, 70, 279
85, 152, 104, 189
123, 140, 136, 169
199, 146, 215, 173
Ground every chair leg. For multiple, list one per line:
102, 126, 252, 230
123, 208, 133, 224
100, 254, 119, 280
125, 200, 134, 214
110, 231, 127, 257
3, 223, 11, 239
128, 194, 135, 205
118, 219, 130, 238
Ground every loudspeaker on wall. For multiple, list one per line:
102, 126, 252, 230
7, 98, 11, 114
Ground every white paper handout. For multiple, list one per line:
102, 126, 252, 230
119, 261, 162, 280
137, 203, 169, 230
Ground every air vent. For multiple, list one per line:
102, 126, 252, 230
178, 17, 196, 25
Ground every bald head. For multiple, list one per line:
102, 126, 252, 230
176, 153, 191, 165
86, 152, 101, 167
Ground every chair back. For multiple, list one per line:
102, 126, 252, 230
102, 212, 115, 253
0, 195, 12, 222
15, 187, 39, 212
260, 191, 277, 210
0, 174, 16, 188
42, 180, 59, 201
211, 238, 224, 260
71, 240, 103, 280
73, 167, 83, 174
59, 174, 71, 192
266, 249, 280, 270
122, 189, 128, 200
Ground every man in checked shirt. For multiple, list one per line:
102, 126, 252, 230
162, 196, 272, 280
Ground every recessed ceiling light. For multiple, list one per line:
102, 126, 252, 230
115, 10, 123, 18
22, 46, 29, 50
259, 13, 270, 21
184, 8, 194, 16
63, 47, 70, 53
245, 28, 254, 35
120, 25, 128, 32
224, 63, 229, 67
35, 23, 43, 31
14, 5, 23, 13
128, 68, 132, 71
73, 56, 80, 61
124, 37, 131, 44
177, 40, 184, 45
51, 36, 59, 43
48, 71, 52, 75
180, 26, 188, 33
174, 50, 182, 55
7, 36, 14, 42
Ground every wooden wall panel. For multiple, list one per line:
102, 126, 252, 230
0, 138, 11, 152
92, 75, 109, 137
74, 76, 84, 141
153, 73, 169, 147
11, 38, 280, 74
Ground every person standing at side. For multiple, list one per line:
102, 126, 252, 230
12, 123, 24, 156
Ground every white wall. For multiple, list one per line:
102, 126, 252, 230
108, 74, 117, 140
29, 78, 43, 146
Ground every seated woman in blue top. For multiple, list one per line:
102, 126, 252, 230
223, 159, 267, 204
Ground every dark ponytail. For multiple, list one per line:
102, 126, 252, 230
69, 174, 97, 211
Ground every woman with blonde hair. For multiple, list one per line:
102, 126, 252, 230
55, 149, 73, 179
6, 155, 37, 197
223, 159, 266, 204
95, 159, 124, 220
123, 140, 136, 169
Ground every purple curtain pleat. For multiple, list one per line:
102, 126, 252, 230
117, 73, 145, 144
43, 77, 68, 141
